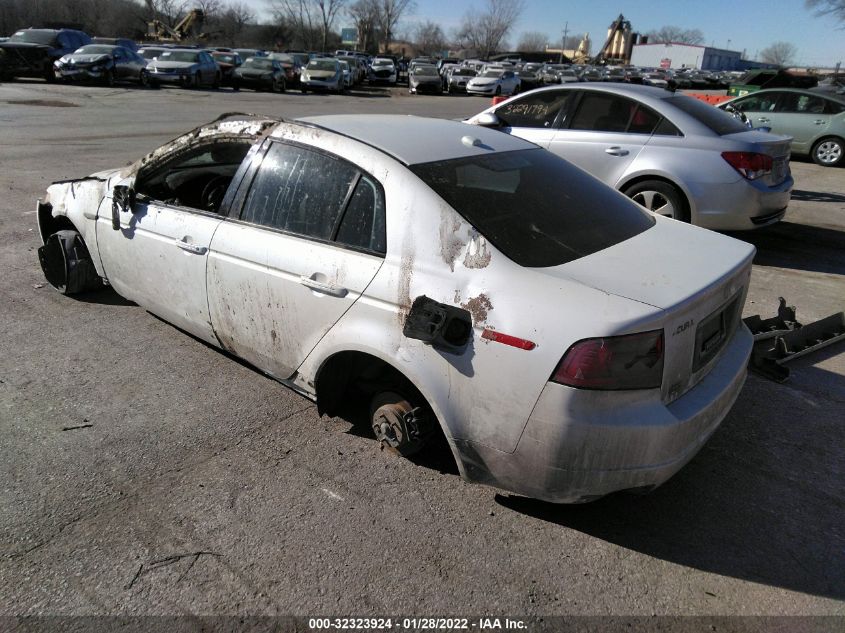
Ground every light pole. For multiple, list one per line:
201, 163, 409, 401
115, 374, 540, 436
559, 22, 568, 64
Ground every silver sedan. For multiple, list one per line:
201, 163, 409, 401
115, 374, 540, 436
467, 84, 794, 230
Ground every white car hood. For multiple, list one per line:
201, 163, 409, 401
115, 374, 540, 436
544, 216, 755, 309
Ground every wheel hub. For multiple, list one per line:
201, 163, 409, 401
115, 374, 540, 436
631, 190, 676, 218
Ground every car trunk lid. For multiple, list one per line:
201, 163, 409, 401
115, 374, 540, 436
543, 218, 755, 402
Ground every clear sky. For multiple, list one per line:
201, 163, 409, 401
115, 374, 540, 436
252, 0, 845, 68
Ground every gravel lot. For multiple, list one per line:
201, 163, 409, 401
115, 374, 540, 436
0, 79, 843, 628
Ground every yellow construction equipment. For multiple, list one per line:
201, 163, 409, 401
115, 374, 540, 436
146, 8, 207, 43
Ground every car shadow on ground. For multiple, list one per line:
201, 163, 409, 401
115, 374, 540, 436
494, 375, 845, 600
726, 221, 845, 276
74, 286, 135, 306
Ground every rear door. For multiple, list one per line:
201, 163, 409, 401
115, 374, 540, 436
548, 90, 658, 187
770, 92, 836, 153
207, 140, 386, 380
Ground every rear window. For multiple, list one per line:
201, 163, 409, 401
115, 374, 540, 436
410, 149, 654, 268
663, 96, 749, 135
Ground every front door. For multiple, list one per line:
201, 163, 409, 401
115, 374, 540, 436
96, 185, 222, 345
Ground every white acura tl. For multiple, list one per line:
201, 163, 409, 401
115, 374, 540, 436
36, 114, 754, 503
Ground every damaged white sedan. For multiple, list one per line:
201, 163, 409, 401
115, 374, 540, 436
37, 113, 755, 503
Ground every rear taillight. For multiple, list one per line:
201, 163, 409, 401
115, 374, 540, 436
551, 330, 664, 390
721, 151, 773, 181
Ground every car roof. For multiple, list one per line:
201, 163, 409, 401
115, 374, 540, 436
294, 114, 537, 165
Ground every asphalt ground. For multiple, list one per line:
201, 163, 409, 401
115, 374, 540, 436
0, 79, 843, 630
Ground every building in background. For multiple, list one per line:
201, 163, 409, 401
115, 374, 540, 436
631, 42, 780, 71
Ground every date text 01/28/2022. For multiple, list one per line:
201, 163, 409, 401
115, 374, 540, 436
307, 617, 528, 629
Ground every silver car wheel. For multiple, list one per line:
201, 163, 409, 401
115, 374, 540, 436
631, 190, 676, 218
814, 139, 843, 165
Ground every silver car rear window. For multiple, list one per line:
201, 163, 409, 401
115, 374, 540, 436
664, 96, 750, 135
410, 149, 654, 268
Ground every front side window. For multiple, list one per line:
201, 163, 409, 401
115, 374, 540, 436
495, 90, 573, 129
570, 93, 637, 133
240, 143, 357, 241
410, 149, 653, 268
734, 93, 781, 112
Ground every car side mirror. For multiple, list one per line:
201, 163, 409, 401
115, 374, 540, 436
111, 184, 136, 230
475, 113, 501, 127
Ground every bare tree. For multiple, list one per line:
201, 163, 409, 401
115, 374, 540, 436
217, 2, 255, 45
455, 0, 523, 58
270, 0, 319, 49
316, 0, 347, 51
645, 25, 704, 45
760, 41, 797, 66
374, 0, 414, 53
348, 0, 379, 52
806, 0, 845, 24
414, 20, 446, 55
516, 30, 547, 52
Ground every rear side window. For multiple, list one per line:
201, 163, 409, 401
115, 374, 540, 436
240, 143, 357, 240
664, 96, 749, 135
335, 176, 386, 253
410, 149, 653, 268
495, 90, 573, 128
776, 93, 827, 114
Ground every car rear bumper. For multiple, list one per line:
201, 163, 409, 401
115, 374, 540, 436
454, 324, 753, 503
689, 173, 793, 231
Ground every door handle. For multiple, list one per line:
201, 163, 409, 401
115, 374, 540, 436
757, 117, 770, 123
299, 275, 348, 298
175, 237, 207, 255
814, 119, 826, 125
605, 146, 629, 156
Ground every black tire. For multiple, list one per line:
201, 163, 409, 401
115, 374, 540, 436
103, 69, 115, 87
37, 230, 101, 295
495, 85, 501, 96
139, 69, 149, 88
279, 77, 286, 93
624, 180, 689, 222
194, 71, 202, 88
369, 391, 430, 457
212, 72, 221, 89
232, 81, 240, 91
270, 77, 280, 93
44, 64, 57, 83
300, 86, 308, 94
811, 136, 844, 167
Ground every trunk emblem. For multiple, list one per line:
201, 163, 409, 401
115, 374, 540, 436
673, 319, 694, 336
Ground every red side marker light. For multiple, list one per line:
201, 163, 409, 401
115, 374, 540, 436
481, 329, 536, 350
